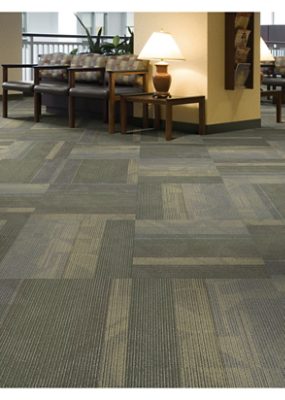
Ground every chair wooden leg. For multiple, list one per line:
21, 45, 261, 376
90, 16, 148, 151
34, 92, 41, 122
2, 89, 8, 118
68, 96, 75, 128
108, 99, 115, 133
103, 100, 108, 123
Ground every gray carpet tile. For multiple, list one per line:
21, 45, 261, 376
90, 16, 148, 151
259, 183, 285, 218
132, 265, 268, 279
182, 183, 241, 220
172, 279, 228, 387
73, 159, 130, 184
53, 159, 82, 184
133, 236, 263, 260
135, 219, 249, 236
31, 158, 67, 184
125, 279, 180, 387
97, 278, 132, 387
0, 279, 111, 387
96, 220, 135, 279
0, 184, 137, 214
140, 143, 210, 159
203, 137, 271, 147
208, 146, 282, 161
0, 279, 21, 324
0, 213, 32, 262
0, 97, 284, 388
136, 183, 164, 220
69, 145, 140, 160
206, 279, 284, 387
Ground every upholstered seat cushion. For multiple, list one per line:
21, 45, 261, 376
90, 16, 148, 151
2, 81, 34, 93
262, 77, 285, 87
69, 83, 145, 99
34, 82, 69, 95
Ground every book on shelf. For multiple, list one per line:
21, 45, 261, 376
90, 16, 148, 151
234, 13, 251, 30
235, 63, 251, 87
235, 47, 250, 63
235, 29, 251, 48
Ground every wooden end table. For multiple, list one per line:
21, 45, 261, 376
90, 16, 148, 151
120, 93, 206, 141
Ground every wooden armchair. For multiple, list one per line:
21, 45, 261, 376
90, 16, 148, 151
67, 66, 106, 128
33, 64, 70, 123
68, 67, 148, 133
1, 63, 36, 117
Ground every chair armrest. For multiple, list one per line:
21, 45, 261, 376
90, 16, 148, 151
2, 63, 37, 68
34, 64, 70, 70
107, 70, 149, 95
68, 66, 105, 72
107, 69, 148, 75
33, 64, 70, 84
2, 64, 38, 82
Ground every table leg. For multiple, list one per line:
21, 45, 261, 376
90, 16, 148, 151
142, 103, 148, 128
198, 97, 206, 135
120, 96, 127, 133
154, 104, 160, 130
276, 92, 282, 122
165, 103, 172, 141
281, 87, 285, 104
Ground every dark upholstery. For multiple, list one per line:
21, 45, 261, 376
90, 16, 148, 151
34, 82, 69, 96
262, 77, 285, 103
262, 77, 285, 87
2, 81, 34, 93
69, 84, 144, 99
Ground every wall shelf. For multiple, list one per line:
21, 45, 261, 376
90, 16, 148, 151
225, 12, 255, 90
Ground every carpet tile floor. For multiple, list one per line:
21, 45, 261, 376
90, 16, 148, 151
0, 97, 284, 387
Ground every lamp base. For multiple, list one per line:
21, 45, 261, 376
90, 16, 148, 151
152, 62, 171, 98
152, 92, 172, 99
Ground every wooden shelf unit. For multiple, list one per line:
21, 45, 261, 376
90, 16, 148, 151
225, 12, 255, 90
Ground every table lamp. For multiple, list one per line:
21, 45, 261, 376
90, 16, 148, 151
260, 37, 275, 65
260, 37, 275, 80
138, 30, 185, 98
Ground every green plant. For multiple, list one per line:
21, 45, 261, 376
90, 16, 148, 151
70, 48, 78, 55
75, 14, 103, 53
74, 13, 133, 55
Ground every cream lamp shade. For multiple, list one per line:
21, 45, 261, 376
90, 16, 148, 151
260, 37, 275, 63
138, 30, 185, 98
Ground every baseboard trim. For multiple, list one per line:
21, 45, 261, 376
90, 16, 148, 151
205, 119, 261, 133
132, 117, 261, 134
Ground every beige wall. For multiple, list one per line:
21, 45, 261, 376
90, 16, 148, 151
134, 12, 208, 123
207, 12, 260, 125
0, 13, 22, 95
134, 12, 261, 127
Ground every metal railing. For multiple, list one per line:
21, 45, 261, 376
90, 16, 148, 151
267, 41, 285, 57
22, 32, 131, 80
